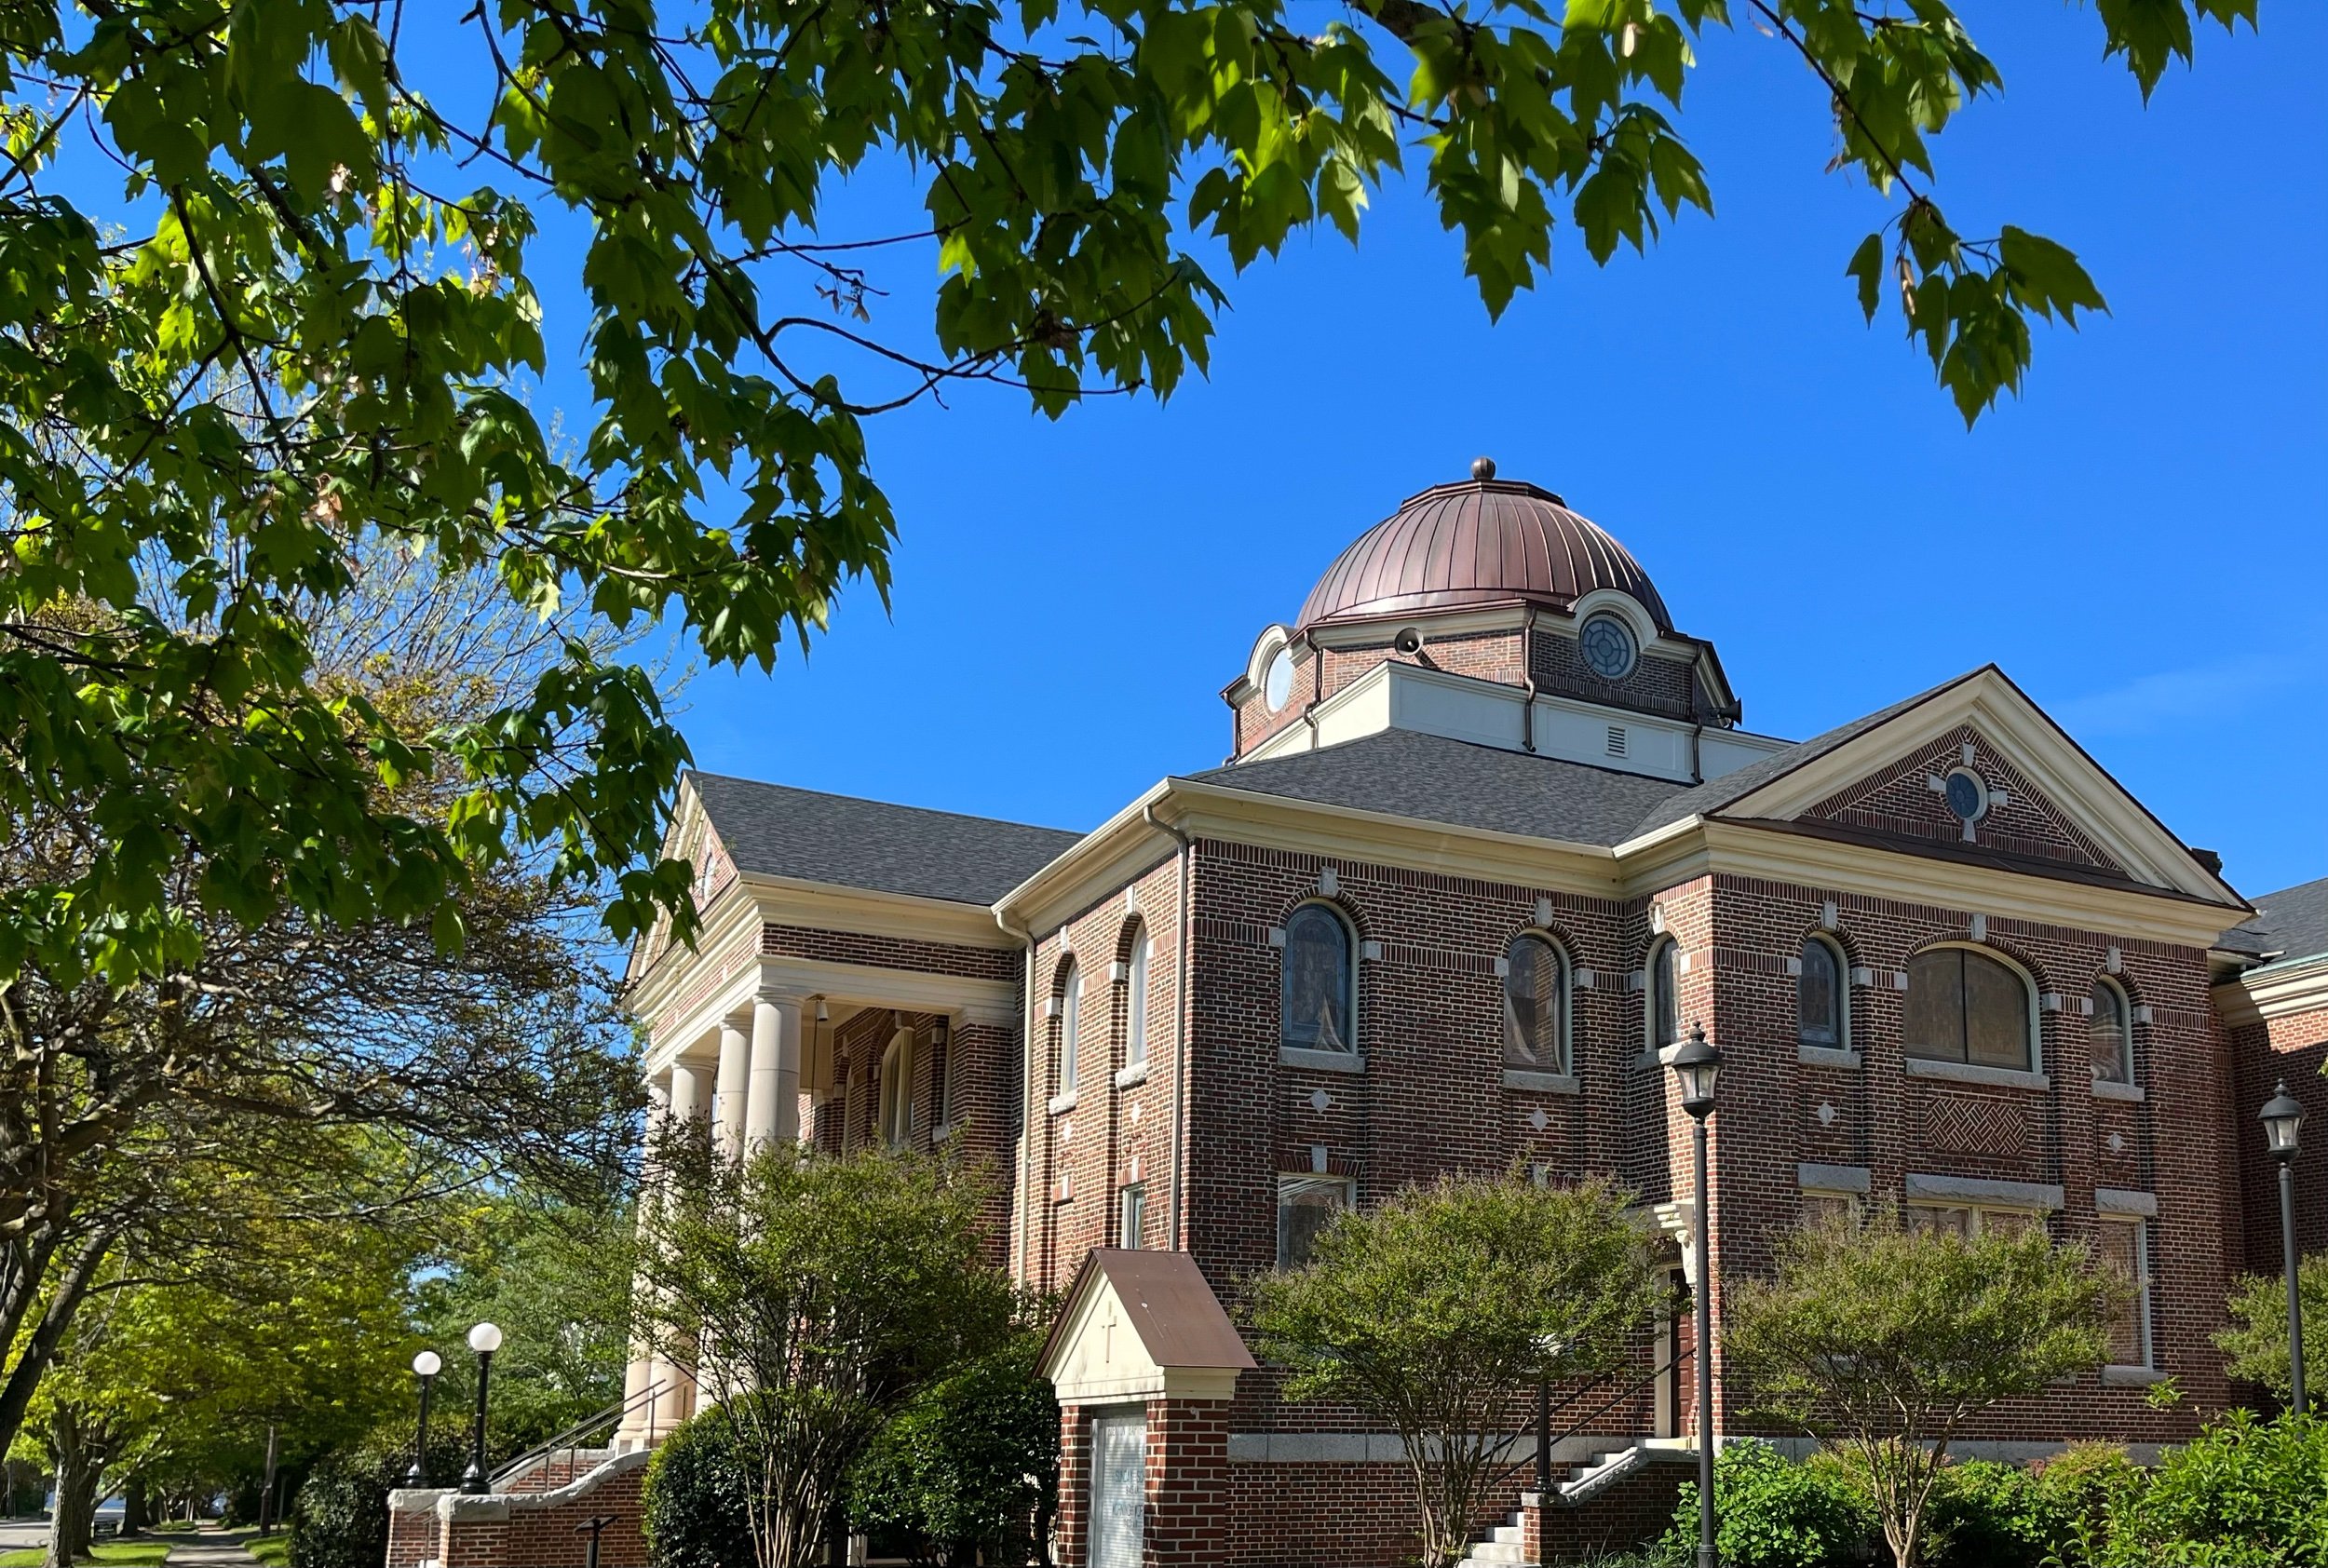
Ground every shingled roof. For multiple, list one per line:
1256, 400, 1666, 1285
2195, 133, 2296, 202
687, 771, 1083, 906
1186, 728, 1690, 847
2222, 874, 2328, 966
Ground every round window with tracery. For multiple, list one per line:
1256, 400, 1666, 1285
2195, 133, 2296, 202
1579, 615, 1637, 680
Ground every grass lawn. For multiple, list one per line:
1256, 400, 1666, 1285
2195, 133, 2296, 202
245, 1536, 291, 1567
0, 1544, 175, 1567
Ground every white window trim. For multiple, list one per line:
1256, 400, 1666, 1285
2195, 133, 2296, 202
878, 1029, 914, 1148
1058, 963, 1085, 1094
2089, 975, 2137, 1092
1280, 901, 1360, 1059
1500, 929, 1574, 1077
1124, 930, 1152, 1070
1644, 936, 1681, 1056
1275, 1173, 1355, 1270
1902, 941, 2044, 1077
2099, 1214, 2155, 1372
1796, 933, 1851, 1058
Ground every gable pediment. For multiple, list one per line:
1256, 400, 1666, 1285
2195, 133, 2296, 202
627, 777, 740, 980
1703, 669, 2243, 910
1798, 724, 2123, 877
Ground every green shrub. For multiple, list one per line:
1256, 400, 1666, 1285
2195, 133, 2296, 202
1923, 1459, 2051, 1568
1663, 1439, 1875, 1568
2031, 1443, 2145, 1567
290, 1428, 467, 1568
642, 1405, 758, 1568
2100, 1410, 2328, 1566
848, 1332, 1060, 1565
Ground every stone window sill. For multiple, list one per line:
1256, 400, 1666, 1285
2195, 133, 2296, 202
1904, 1058, 2050, 1092
1798, 1045, 1861, 1069
1631, 1042, 1687, 1073
1115, 1061, 1150, 1089
1279, 1047, 1365, 1075
1502, 1069, 1580, 1095
2091, 1079, 2145, 1102
1046, 1091, 1079, 1116
2102, 1365, 2166, 1386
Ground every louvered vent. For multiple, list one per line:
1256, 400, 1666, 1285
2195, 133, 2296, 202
1605, 725, 1627, 757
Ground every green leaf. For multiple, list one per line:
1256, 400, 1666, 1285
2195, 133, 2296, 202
1846, 232, 1885, 321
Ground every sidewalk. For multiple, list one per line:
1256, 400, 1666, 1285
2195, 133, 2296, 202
166, 1529, 273, 1568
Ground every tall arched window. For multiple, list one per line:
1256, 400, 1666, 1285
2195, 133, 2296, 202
879, 1026, 914, 1147
1282, 904, 1355, 1053
1058, 962, 1084, 1091
1125, 929, 1152, 1068
1904, 947, 2032, 1071
2090, 980, 2132, 1086
1797, 938, 1844, 1049
1648, 939, 1680, 1050
1504, 934, 1568, 1072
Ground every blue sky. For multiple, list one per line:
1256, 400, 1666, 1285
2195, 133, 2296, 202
663, 7, 2327, 895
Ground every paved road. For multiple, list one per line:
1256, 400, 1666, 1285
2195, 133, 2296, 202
0, 1522, 45, 1553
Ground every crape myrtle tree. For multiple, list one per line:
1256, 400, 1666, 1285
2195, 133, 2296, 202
637, 1139, 1020, 1568
1722, 1205, 2128, 1568
0, 534, 643, 1458
1245, 1174, 1661, 1568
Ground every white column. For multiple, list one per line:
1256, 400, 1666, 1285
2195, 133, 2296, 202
713, 1018, 751, 1161
652, 1062, 709, 1432
616, 1075, 671, 1448
744, 994, 803, 1148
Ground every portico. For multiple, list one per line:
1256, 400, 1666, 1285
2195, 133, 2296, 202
612, 778, 1066, 1449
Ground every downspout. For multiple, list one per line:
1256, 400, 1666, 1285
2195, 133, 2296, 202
995, 904, 1037, 1284
1521, 606, 1538, 754
1301, 629, 1323, 750
1144, 802, 1197, 1253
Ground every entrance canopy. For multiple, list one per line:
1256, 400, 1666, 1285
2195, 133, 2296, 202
1039, 1249, 1256, 1404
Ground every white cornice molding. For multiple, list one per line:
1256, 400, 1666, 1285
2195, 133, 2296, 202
994, 781, 1180, 936
2215, 953, 2328, 1027
739, 872, 1021, 950
624, 883, 765, 1021
1665, 819, 2247, 950
1702, 669, 2244, 910
645, 954, 1018, 1074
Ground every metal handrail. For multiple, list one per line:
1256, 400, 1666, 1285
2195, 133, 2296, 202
488, 1374, 673, 1487
1494, 1341, 1695, 1495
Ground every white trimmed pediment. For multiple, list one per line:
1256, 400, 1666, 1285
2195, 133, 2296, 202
1704, 669, 2242, 909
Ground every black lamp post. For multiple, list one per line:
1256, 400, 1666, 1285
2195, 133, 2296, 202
1669, 1022, 1722, 1568
2262, 1082, 2307, 1413
406, 1350, 442, 1489
459, 1321, 504, 1495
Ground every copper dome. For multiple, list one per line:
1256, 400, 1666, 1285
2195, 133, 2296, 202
1293, 473, 1672, 634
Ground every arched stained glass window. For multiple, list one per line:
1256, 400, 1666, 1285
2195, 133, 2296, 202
1282, 904, 1355, 1053
1798, 939, 1843, 1049
1904, 948, 2031, 1071
1504, 935, 1568, 1071
2091, 980, 2132, 1086
1649, 939, 1680, 1049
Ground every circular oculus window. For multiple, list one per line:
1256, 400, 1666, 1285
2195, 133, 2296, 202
1943, 768, 1989, 823
1262, 645, 1296, 713
1578, 615, 1638, 681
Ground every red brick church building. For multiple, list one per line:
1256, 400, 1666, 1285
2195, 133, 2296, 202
602, 461, 2326, 1567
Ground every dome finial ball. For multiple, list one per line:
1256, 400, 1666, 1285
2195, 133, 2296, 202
1470, 455, 1496, 480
